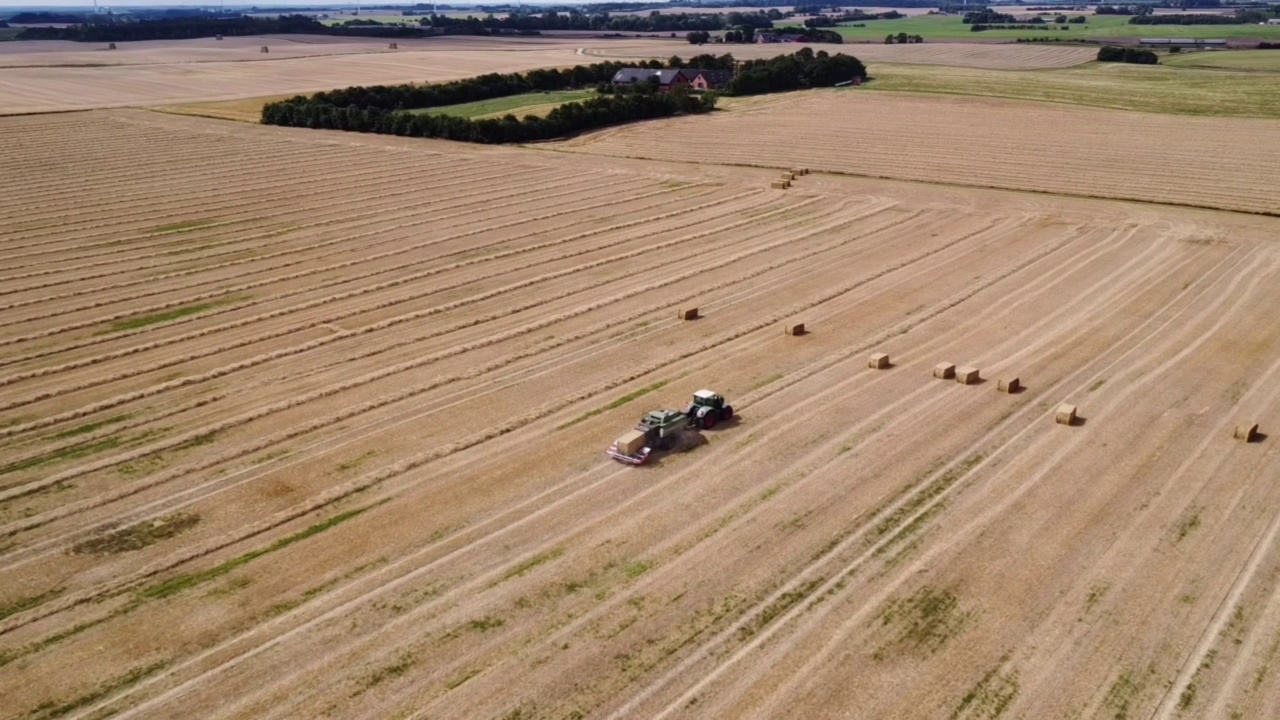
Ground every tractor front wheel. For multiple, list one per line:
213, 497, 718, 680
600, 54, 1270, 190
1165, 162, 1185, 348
721, 405, 734, 422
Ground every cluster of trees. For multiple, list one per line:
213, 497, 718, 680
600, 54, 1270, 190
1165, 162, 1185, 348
727, 48, 866, 94
1096, 46, 1160, 63
716, 25, 841, 43
962, 9, 1020, 25
262, 49, 866, 144
802, 10, 902, 27
884, 33, 925, 43
264, 91, 717, 144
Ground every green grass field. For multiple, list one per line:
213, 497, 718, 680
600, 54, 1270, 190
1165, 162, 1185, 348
412, 90, 596, 119
864, 59, 1280, 118
834, 14, 1280, 42
1163, 49, 1280, 71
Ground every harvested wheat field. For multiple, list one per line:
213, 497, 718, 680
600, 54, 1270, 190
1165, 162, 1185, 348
559, 90, 1280, 216
0, 37, 1096, 115
2, 107, 1280, 720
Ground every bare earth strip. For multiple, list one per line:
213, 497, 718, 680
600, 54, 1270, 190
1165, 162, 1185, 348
555, 90, 1280, 216
1, 109, 1279, 720
0, 37, 1097, 115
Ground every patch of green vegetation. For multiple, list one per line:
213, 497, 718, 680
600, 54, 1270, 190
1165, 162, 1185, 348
352, 652, 416, 697
559, 380, 669, 429
1083, 582, 1109, 616
0, 587, 64, 622
1175, 507, 1202, 542
51, 414, 130, 440
264, 558, 386, 616
140, 502, 383, 600
412, 90, 595, 119
624, 560, 653, 579
96, 297, 247, 335
738, 577, 824, 641
866, 62, 1280, 119
1102, 667, 1150, 720
950, 660, 1019, 720
1089, 379, 1107, 392
28, 660, 168, 720
148, 219, 215, 236
467, 616, 505, 633
501, 548, 564, 582
117, 456, 167, 477
876, 499, 948, 558
1178, 683, 1197, 711
874, 585, 971, 659
337, 450, 378, 472
874, 454, 984, 542
0, 436, 122, 476
71, 512, 200, 555
1166, 50, 1280, 72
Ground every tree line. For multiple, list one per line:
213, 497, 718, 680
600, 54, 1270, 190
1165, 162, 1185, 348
1130, 10, 1278, 24
802, 10, 903, 28
1096, 46, 1160, 64
14, 15, 341, 42
418, 9, 778, 33
263, 90, 717, 144
261, 49, 867, 144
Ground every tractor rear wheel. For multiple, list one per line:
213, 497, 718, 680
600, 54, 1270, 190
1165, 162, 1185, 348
702, 412, 717, 430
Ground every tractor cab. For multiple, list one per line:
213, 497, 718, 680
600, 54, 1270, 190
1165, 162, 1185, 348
686, 389, 733, 429
690, 389, 724, 409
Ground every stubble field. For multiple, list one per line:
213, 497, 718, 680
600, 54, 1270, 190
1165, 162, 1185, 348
0, 35, 1097, 115
560, 90, 1280, 216
2, 103, 1280, 720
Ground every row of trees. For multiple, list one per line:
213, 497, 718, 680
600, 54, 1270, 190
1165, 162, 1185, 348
971, 24, 1073, 32
417, 9, 776, 33
307, 61, 628, 111
802, 10, 903, 28
884, 33, 925, 43
715, 26, 842, 43
14, 14, 329, 41
261, 49, 867, 144
263, 91, 717, 144
1096, 46, 1160, 63
1130, 10, 1278, 24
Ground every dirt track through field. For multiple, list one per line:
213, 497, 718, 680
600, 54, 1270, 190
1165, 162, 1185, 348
2, 109, 1280, 720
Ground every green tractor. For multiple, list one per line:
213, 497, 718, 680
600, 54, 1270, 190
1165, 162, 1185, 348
686, 389, 734, 430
